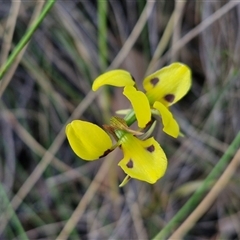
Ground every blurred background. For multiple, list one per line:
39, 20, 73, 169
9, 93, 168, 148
1, 0, 240, 239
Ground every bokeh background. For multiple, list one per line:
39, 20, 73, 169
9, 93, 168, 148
1, 1, 240, 239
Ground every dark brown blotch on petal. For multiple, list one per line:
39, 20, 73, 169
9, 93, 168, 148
131, 74, 136, 82
127, 159, 134, 168
99, 149, 112, 158
145, 119, 153, 128
164, 94, 175, 103
150, 77, 159, 86
146, 145, 155, 152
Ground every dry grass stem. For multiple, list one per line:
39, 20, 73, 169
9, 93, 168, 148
0, 0, 45, 97
109, 0, 155, 70
0, 0, 21, 66
170, 0, 186, 62
0, 90, 100, 234
170, 149, 240, 239
153, 0, 240, 71
56, 152, 116, 240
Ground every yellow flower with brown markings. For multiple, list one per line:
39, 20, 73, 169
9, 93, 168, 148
65, 63, 191, 187
66, 119, 167, 185
92, 62, 191, 138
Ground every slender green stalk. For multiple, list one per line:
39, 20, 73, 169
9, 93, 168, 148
153, 131, 240, 239
0, 0, 56, 79
98, 0, 108, 70
0, 184, 29, 239
124, 110, 136, 127
97, 0, 110, 122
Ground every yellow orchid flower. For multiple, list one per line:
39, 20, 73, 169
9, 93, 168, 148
92, 62, 191, 138
65, 119, 167, 185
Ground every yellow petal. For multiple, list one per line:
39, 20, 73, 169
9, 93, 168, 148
143, 62, 191, 106
123, 86, 151, 128
65, 120, 112, 160
92, 70, 135, 91
153, 101, 179, 138
118, 134, 167, 184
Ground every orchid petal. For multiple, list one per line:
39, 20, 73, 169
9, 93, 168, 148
66, 120, 112, 160
153, 101, 180, 138
118, 134, 167, 184
92, 70, 135, 91
143, 62, 191, 106
123, 86, 151, 128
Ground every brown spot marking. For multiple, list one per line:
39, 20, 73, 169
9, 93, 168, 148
145, 119, 153, 128
147, 145, 155, 152
131, 74, 136, 82
99, 149, 112, 158
150, 77, 159, 86
127, 159, 133, 168
164, 94, 175, 103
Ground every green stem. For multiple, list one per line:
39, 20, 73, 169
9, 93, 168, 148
97, 1, 110, 122
98, 0, 108, 70
153, 131, 240, 239
0, 184, 29, 239
124, 110, 136, 126
0, 0, 56, 79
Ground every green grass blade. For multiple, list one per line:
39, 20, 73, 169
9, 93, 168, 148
0, 183, 29, 239
0, 0, 56, 79
153, 131, 240, 239
98, 0, 108, 70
